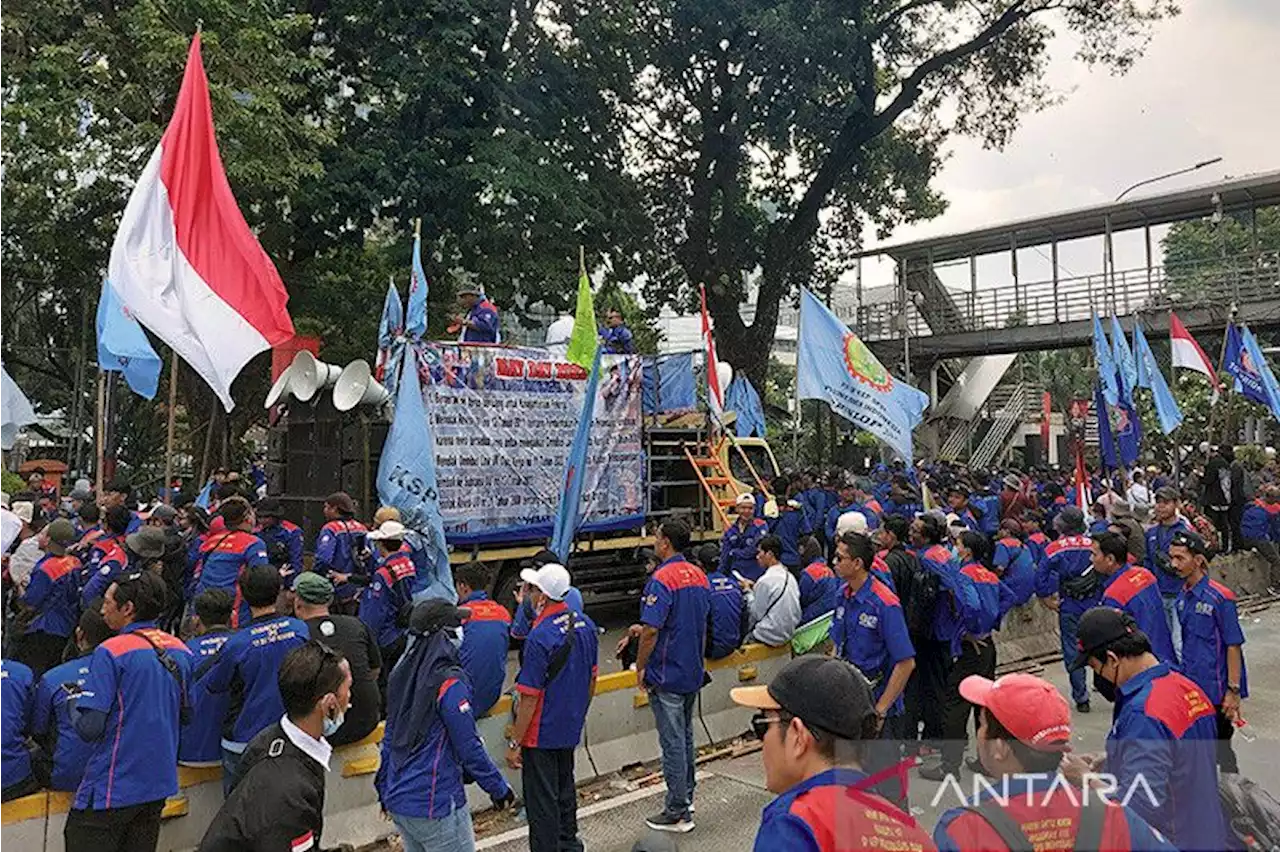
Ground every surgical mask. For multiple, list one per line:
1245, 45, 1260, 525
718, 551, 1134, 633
322, 702, 345, 738
1094, 658, 1118, 704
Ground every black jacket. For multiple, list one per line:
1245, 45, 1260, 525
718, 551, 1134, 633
199, 722, 326, 852
883, 545, 938, 643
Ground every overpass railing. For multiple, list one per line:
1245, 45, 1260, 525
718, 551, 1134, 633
856, 250, 1280, 341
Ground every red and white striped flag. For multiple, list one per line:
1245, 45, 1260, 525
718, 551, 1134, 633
1169, 311, 1221, 400
108, 34, 294, 411
1074, 449, 1092, 510
699, 284, 724, 418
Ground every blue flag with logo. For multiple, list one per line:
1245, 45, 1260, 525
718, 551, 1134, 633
96, 279, 162, 399
405, 233, 428, 341
1235, 326, 1280, 422
1111, 316, 1138, 405
1095, 381, 1117, 471
377, 279, 404, 397
549, 347, 605, 562
1093, 314, 1119, 407
796, 289, 928, 460
1112, 373, 1142, 467
1224, 323, 1276, 414
1133, 324, 1183, 434
377, 345, 452, 595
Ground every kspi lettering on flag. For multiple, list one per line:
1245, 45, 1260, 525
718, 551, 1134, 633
96, 279, 163, 400
107, 33, 293, 411
796, 289, 928, 461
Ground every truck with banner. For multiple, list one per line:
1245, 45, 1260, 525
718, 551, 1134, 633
272, 342, 780, 610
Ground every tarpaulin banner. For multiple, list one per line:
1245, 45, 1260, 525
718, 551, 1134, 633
419, 343, 645, 545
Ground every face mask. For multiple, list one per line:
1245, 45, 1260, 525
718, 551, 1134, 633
322, 701, 345, 738
449, 627, 464, 650
1094, 658, 1118, 704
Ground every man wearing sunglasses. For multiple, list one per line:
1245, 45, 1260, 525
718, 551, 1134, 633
730, 657, 936, 852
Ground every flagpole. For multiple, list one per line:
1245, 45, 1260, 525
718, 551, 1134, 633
95, 371, 106, 496
793, 291, 804, 462
1204, 305, 1236, 449
163, 352, 179, 504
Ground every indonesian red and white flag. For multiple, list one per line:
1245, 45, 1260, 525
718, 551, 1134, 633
1073, 448, 1092, 510
699, 284, 724, 419
1169, 311, 1221, 398
108, 34, 294, 411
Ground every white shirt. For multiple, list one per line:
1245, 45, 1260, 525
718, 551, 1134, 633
280, 714, 332, 771
1127, 482, 1152, 510
8, 535, 44, 594
745, 564, 801, 648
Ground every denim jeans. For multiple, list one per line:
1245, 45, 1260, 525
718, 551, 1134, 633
650, 689, 697, 818
1162, 594, 1182, 659
220, 744, 247, 798
392, 803, 475, 852
1058, 610, 1088, 705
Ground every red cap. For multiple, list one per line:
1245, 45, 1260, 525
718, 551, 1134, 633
959, 673, 1072, 752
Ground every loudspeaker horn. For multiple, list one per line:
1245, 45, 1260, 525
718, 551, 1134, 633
264, 366, 294, 409
289, 350, 344, 402
333, 360, 392, 412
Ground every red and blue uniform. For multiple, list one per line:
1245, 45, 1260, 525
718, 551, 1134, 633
719, 517, 768, 582
360, 551, 417, 650
1, 660, 36, 795
178, 628, 233, 765
1103, 564, 1178, 667
752, 766, 936, 852
830, 577, 914, 715
919, 545, 990, 658
22, 553, 82, 640
1240, 498, 1280, 542
769, 504, 811, 568
825, 502, 878, 541
514, 601, 599, 749
639, 555, 710, 695
600, 324, 635, 354
32, 654, 95, 791
1025, 530, 1050, 567
992, 536, 1035, 607
73, 622, 192, 810
950, 506, 980, 531
1176, 574, 1248, 707
1105, 663, 1231, 850
458, 591, 512, 718
797, 559, 840, 624
1144, 519, 1192, 597
314, 519, 370, 604
193, 530, 270, 627
81, 536, 129, 608
934, 773, 1176, 852
255, 519, 304, 587
705, 570, 746, 659
462, 299, 500, 343
375, 675, 512, 817
204, 614, 309, 750
1036, 534, 1099, 705
511, 584, 584, 641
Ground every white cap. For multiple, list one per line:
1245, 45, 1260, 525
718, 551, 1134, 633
11, 501, 33, 524
520, 562, 572, 601
368, 520, 408, 541
835, 511, 868, 536
735, 493, 755, 507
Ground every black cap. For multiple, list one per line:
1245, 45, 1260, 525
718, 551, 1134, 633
1069, 607, 1143, 671
527, 548, 558, 569
1170, 528, 1207, 556
1155, 485, 1180, 503
1054, 505, 1086, 534
256, 497, 284, 517
408, 599, 469, 635
730, 657, 875, 740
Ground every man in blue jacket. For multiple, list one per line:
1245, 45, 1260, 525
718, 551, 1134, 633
253, 497, 303, 588
720, 494, 769, 581
1035, 506, 1101, 712
377, 600, 514, 852
1, 659, 38, 802
1145, 486, 1192, 656
1091, 531, 1176, 666
204, 565, 309, 795
179, 590, 235, 767
16, 519, 82, 676
455, 560, 512, 719
1240, 485, 1280, 587
697, 544, 746, 660
1065, 607, 1232, 852
32, 608, 114, 793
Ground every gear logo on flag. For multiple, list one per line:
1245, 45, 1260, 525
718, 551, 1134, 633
842, 334, 893, 392
1109, 405, 1130, 434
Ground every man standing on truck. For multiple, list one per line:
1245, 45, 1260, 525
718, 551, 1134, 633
599, 309, 635, 354
719, 493, 768, 582
452, 285, 500, 343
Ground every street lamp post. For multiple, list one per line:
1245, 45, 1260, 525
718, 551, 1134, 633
1114, 157, 1224, 202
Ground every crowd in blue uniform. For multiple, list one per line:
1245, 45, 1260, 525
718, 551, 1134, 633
0, 456, 1263, 852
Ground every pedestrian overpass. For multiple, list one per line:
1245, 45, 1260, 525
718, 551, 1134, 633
851, 170, 1280, 464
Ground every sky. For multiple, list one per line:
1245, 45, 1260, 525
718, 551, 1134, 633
853, 0, 1280, 301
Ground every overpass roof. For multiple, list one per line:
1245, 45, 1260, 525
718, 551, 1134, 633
857, 169, 1280, 265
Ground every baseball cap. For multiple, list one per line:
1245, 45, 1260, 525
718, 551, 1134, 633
520, 562, 572, 602
126, 526, 167, 559
256, 497, 284, 518
730, 657, 875, 741
835, 511, 868, 536
1155, 485, 1180, 503
1054, 505, 1085, 533
526, 548, 559, 569
1170, 528, 1207, 556
293, 572, 335, 604
1069, 607, 1142, 671
409, 599, 470, 634
11, 501, 33, 523
44, 518, 78, 550
373, 506, 401, 525
69, 486, 94, 502
368, 520, 407, 541
959, 673, 1072, 752
735, 493, 755, 507
149, 503, 178, 523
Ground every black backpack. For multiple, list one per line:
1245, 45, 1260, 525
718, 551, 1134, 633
962, 796, 1105, 852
